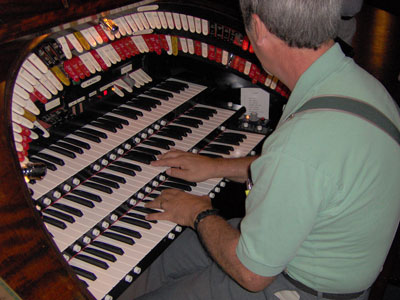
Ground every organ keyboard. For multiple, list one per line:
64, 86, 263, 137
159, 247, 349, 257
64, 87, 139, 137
0, 0, 287, 299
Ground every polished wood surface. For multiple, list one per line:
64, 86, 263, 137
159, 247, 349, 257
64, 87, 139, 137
0, 36, 95, 300
0, 0, 149, 43
353, 4, 400, 104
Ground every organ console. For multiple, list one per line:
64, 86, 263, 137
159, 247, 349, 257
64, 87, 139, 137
0, 1, 288, 299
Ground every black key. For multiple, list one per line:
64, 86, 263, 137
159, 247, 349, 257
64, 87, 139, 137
71, 266, 97, 281
164, 124, 192, 134
79, 279, 89, 288
35, 153, 64, 166
142, 139, 170, 150
97, 118, 123, 129
185, 110, 210, 120
74, 131, 101, 143
52, 203, 83, 217
91, 121, 117, 133
117, 107, 143, 117
48, 145, 76, 159
75, 254, 109, 270
124, 150, 156, 165
150, 89, 173, 98
161, 128, 187, 138
83, 247, 117, 262
89, 177, 120, 189
133, 146, 162, 156
148, 137, 175, 146
173, 117, 203, 128
101, 115, 129, 126
79, 127, 108, 139
107, 165, 136, 177
96, 172, 126, 184
192, 107, 217, 115
136, 96, 162, 105
204, 144, 234, 154
166, 176, 197, 187
91, 241, 124, 255
44, 208, 75, 223
43, 215, 66, 229
120, 216, 152, 229
156, 83, 181, 93
156, 130, 183, 140
166, 80, 188, 89
71, 189, 102, 202
144, 90, 169, 100
64, 195, 94, 208
109, 225, 142, 239
125, 100, 153, 111
160, 181, 192, 191
132, 206, 160, 215
29, 157, 57, 171
215, 137, 240, 145
63, 137, 91, 149
221, 132, 246, 140
112, 161, 142, 171
102, 231, 135, 245
55, 141, 84, 154
126, 211, 157, 223
112, 109, 138, 120
82, 182, 113, 194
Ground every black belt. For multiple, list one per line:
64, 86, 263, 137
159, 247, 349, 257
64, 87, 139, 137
282, 272, 365, 300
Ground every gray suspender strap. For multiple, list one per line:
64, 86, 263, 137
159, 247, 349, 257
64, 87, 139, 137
293, 96, 400, 146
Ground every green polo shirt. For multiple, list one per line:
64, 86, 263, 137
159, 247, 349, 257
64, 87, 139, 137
236, 43, 400, 293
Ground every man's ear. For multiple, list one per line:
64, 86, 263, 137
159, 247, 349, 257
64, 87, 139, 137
251, 14, 269, 46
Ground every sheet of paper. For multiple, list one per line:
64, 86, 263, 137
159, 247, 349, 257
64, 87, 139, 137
240, 88, 270, 119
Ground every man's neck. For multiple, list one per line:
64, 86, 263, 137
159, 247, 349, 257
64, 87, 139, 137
277, 40, 335, 91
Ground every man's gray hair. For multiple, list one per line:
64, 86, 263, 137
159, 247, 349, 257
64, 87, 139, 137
239, 0, 343, 49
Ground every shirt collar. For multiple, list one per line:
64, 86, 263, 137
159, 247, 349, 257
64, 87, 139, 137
278, 43, 348, 126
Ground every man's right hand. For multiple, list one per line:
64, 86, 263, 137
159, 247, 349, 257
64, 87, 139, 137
151, 149, 218, 182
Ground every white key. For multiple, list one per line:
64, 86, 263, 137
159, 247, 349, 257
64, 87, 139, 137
138, 12, 150, 30
57, 36, 73, 59
125, 15, 139, 33
66, 33, 84, 53
187, 15, 196, 33
172, 13, 181, 30
28, 53, 48, 73
180, 14, 189, 31
80, 28, 97, 47
157, 12, 168, 29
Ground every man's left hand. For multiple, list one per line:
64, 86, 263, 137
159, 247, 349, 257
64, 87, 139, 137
145, 189, 212, 228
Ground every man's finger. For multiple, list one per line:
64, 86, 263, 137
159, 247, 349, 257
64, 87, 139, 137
166, 167, 187, 179
145, 211, 166, 221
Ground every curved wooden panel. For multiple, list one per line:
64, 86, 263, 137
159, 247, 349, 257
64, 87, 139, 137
0, 38, 94, 300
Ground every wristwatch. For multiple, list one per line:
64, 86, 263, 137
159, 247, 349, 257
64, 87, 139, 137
194, 208, 220, 231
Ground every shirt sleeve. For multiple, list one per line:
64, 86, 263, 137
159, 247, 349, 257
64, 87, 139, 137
236, 150, 331, 276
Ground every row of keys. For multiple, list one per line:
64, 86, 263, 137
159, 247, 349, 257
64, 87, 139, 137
65, 129, 265, 300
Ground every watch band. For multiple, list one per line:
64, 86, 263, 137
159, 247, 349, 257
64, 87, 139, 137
194, 208, 220, 231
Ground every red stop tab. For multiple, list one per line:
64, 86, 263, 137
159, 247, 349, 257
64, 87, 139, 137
158, 34, 170, 52
90, 50, 108, 71
208, 45, 216, 61
112, 41, 126, 60
194, 40, 202, 56
94, 24, 109, 43
74, 56, 91, 78
63, 59, 80, 82
32, 89, 48, 104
